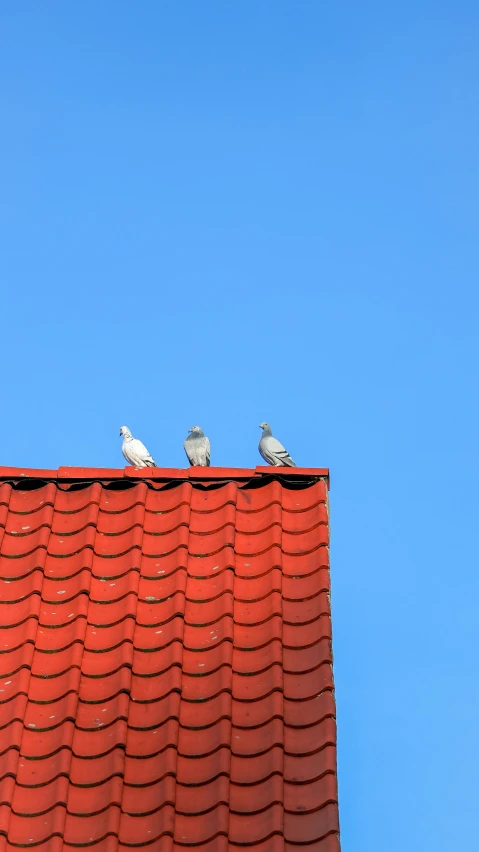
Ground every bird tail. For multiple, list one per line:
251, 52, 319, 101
145, 459, 158, 467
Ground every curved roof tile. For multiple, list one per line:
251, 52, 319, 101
0, 467, 339, 851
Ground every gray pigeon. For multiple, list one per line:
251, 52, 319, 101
259, 422, 296, 467
184, 426, 211, 467
119, 426, 157, 468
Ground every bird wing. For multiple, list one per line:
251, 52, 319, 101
184, 437, 210, 467
263, 436, 296, 467
184, 439, 194, 465
131, 438, 157, 467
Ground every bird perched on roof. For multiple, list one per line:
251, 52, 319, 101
119, 426, 157, 468
259, 422, 296, 467
184, 426, 210, 467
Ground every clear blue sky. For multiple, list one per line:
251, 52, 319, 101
1, 2, 478, 849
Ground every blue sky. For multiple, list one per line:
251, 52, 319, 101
1, 2, 478, 848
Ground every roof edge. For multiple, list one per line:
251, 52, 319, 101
0, 465, 330, 487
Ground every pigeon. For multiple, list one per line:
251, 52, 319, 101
259, 422, 296, 467
184, 426, 210, 467
119, 426, 157, 468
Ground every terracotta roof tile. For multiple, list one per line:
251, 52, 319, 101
0, 466, 338, 851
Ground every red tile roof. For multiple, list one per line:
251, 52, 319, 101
0, 466, 339, 851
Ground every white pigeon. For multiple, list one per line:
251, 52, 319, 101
184, 426, 211, 467
259, 422, 296, 467
119, 426, 157, 468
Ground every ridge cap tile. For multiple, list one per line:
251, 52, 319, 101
0, 466, 59, 479
0, 464, 330, 482
57, 466, 125, 479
